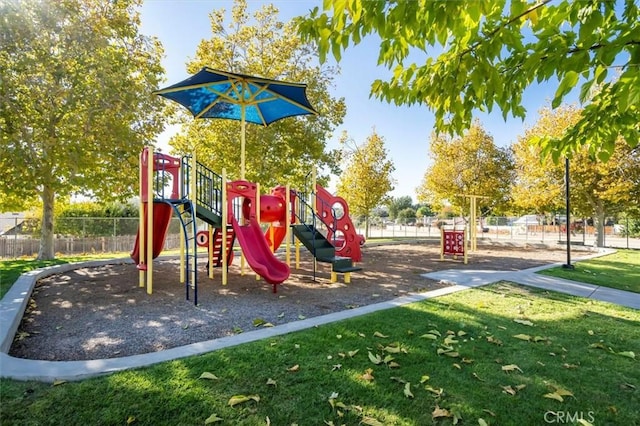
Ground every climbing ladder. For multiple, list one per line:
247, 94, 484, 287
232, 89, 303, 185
210, 226, 236, 268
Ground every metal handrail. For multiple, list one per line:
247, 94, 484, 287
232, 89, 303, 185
181, 156, 224, 216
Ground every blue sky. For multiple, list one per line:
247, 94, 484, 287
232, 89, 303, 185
139, 0, 563, 200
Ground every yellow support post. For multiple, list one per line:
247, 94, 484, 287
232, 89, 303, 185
221, 168, 228, 286
208, 224, 214, 279
464, 229, 468, 264
344, 272, 351, 284
146, 147, 154, 294
138, 148, 145, 288
330, 272, 337, 283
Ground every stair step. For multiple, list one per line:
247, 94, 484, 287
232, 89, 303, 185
332, 265, 362, 273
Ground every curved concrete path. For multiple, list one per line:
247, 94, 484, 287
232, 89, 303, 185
1, 250, 638, 383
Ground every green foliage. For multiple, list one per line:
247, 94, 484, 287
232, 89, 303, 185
397, 207, 417, 223
0, 0, 166, 259
53, 202, 139, 237
297, 0, 640, 160
386, 196, 413, 220
513, 104, 640, 246
168, 0, 345, 190
336, 129, 395, 235
417, 121, 514, 215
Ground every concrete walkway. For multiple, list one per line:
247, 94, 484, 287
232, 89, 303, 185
1, 251, 638, 383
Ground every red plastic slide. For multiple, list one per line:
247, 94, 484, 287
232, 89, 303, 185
231, 216, 290, 290
131, 202, 173, 264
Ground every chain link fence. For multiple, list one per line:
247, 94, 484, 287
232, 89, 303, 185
0, 217, 183, 258
1, 215, 638, 259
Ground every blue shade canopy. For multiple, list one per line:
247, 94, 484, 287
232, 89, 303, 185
153, 67, 317, 126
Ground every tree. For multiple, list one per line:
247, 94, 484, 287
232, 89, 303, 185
416, 122, 515, 216
0, 0, 165, 260
336, 129, 395, 238
397, 207, 417, 225
513, 104, 640, 246
168, 0, 346, 190
387, 196, 413, 221
297, 1, 640, 161
511, 107, 576, 215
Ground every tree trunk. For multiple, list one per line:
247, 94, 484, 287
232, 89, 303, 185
37, 186, 55, 260
593, 203, 606, 248
364, 216, 370, 239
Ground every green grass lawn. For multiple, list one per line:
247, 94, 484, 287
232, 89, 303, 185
2, 282, 638, 425
538, 249, 640, 293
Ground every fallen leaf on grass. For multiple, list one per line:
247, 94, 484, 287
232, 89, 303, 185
331, 364, 342, 371
563, 363, 579, 369
425, 386, 443, 396
501, 364, 523, 373
199, 372, 219, 380
287, 364, 300, 372
543, 386, 574, 402
361, 368, 375, 382
514, 319, 534, 326
472, 373, 485, 381
126, 416, 136, 424
502, 385, 517, 396
486, 336, 503, 346
444, 335, 459, 345
478, 419, 489, 426
616, 351, 635, 359
368, 351, 383, 365
403, 383, 414, 398
513, 334, 531, 341
228, 394, 260, 407
383, 344, 402, 354
373, 331, 388, 338
543, 392, 565, 402
204, 414, 223, 424
420, 333, 439, 340
266, 378, 277, 386
52, 380, 66, 386
360, 417, 384, 426
432, 405, 451, 419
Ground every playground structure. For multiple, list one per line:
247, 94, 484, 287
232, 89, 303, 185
132, 147, 364, 305
440, 228, 468, 264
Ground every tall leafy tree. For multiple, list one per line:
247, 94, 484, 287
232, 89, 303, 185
168, 0, 345, 190
297, 1, 640, 161
0, 0, 165, 259
514, 105, 640, 246
417, 122, 515, 215
387, 196, 413, 220
511, 107, 577, 214
335, 130, 395, 237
